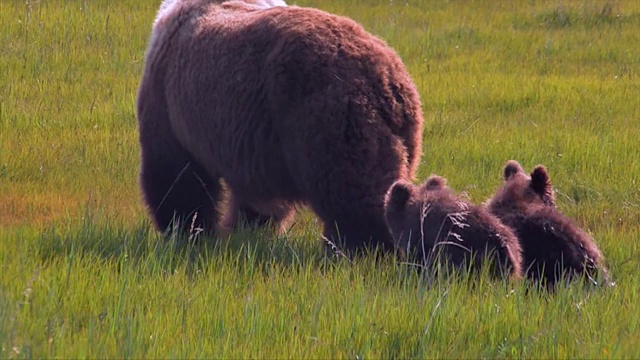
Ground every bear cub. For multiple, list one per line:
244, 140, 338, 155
486, 160, 611, 288
384, 175, 523, 279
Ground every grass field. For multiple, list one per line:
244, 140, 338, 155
1, 0, 639, 358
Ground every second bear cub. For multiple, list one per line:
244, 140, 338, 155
486, 160, 611, 288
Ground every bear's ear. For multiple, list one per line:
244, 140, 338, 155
385, 180, 414, 211
530, 165, 556, 206
422, 175, 447, 191
503, 160, 524, 181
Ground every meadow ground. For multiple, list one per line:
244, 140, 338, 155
1, 0, 639, 358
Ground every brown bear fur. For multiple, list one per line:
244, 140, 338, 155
136, 0, 424, 253
384, 175, 523, 279
486, 160, 611, 288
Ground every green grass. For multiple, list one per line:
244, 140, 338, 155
1, 0, 639, 358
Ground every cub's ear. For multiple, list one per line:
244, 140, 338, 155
422, 175, 447, 190
530, 165, 556, 206
503, 160, 524, 181
385, 180, 414, 211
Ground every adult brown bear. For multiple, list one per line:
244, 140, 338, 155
136, 0, 424, 253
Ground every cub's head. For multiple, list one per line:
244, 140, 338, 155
383, 175, 449, 255
488, 160, 556, 213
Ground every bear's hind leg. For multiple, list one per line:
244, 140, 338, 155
137, 67, 222, 238
138, 101, 220, 236
140, 147, 221, 237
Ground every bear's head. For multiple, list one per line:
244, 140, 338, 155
384, 175, 453, 257
487, 160, 556, 213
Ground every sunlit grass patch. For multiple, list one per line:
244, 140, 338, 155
1, 0, 639, 358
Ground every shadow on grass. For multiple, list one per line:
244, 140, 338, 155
32, 210, 375, 278
31, 210, 617, 295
